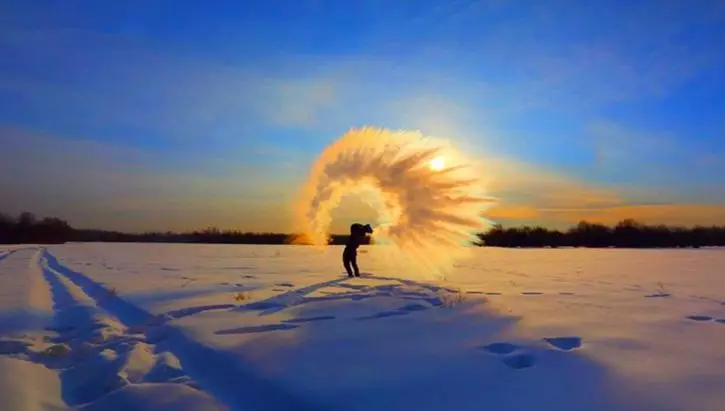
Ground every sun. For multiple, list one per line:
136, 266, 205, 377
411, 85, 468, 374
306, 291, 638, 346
429, 156, 445, 171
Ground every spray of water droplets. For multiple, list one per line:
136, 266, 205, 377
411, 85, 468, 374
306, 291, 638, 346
295, 127, 495, 280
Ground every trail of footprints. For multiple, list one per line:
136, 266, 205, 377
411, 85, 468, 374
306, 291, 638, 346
208, 278, 587, 372
480, 337, 584, 370
685, 315, 725, 324
208, 279, 583, 336
465, 291, 576, 296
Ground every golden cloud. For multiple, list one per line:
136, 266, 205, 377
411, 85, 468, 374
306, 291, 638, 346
486, 203, 725, 228
479, 157, 725, 227
543, 204, 725, 227
486, 204, 541, 220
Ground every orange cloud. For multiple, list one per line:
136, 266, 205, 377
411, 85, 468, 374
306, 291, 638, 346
6, 124, 724, 233
479, 156, 623, 207
487, 202, 725, 228
486, 204, 541, 220
478, 157, 725, 228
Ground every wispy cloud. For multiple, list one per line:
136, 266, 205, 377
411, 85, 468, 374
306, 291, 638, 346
4, 123, 723, 232
543, 204, 725, 228
587, 120, 725, 187
0, 28, 350, 139
481, 157, 621, 204
261, 78, 338, 128
3, 2, 724, 233
0, 125, 299, 232
487, 203, 725, 228
477, 154, 725, 228
401, 1, 725, 115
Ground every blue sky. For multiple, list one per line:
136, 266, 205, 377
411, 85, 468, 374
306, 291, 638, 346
2, 0, 724, 232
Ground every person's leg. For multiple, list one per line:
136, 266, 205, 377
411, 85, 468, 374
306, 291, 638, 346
351, 253, 360, 277
343, 253, 354, 277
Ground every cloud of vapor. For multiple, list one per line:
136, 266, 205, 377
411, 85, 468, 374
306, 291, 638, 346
295, 127, 495, 280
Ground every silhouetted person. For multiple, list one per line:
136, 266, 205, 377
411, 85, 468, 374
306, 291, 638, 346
343, 223, 373, 277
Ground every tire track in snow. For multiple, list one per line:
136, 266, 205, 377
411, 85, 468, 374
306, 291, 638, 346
0, 248, 65, 411
22, 249, 227, 410
0, 248, 55, 334
0, 248, 18, 264
40, 259, 133, 406
41, 249, 322, 411
26, 248, 55, 325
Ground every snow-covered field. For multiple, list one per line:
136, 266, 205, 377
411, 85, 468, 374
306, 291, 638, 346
1, 243, 724, 411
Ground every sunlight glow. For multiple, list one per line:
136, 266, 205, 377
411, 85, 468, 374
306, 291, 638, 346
429, 156, 446, 171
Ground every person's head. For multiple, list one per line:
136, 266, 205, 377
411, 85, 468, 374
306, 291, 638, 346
350, 223, 373, 237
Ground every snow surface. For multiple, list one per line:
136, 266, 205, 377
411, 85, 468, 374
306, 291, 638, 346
1, 243, 725, 410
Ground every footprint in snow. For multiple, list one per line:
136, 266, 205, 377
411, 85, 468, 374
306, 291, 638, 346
356, 311, 409, 320
479, 343, 536, 370
503, 354, 537, 370
481, 338, 582, 370
398, 303, 428, 312
645, 293, 671, 298
215, 324, 299, 335
243, 301, 286, 311
686, 315, 713, 322
481, 342, 520, 355
46, 325, 76, 333
0, 340, 30, 355
283, 316, 336, 324
543, 336, 582, 351
145, 328, 170, 344
356, 303, 429, 321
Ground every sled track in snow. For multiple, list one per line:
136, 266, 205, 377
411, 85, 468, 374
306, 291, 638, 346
40, 249, 323, 411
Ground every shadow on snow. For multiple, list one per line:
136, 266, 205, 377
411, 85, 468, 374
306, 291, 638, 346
37, 251, 673, 411
41, 249, 322, 411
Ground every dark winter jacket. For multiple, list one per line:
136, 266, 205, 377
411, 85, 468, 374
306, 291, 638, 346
344, 223, 372, 254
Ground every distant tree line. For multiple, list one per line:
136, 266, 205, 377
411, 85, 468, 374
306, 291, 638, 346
0, 212, 367, 246
1, 211, 724, 248
71, 227, 370, 246
72, 227, 294, 245
0, 212, 73, 244
476, 219, 725, 248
